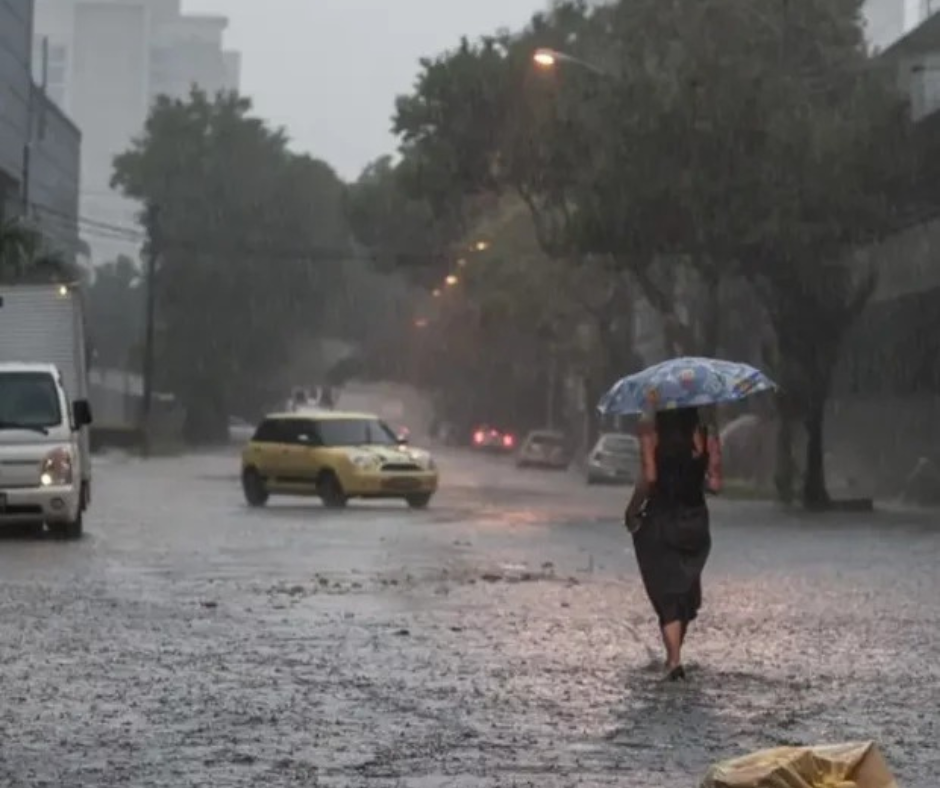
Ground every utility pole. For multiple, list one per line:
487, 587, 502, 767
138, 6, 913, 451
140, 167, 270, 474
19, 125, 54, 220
547, 349, 557, 430
140, 203, 160, 457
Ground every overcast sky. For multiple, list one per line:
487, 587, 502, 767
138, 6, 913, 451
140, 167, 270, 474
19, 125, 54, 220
183, 0, 543, 182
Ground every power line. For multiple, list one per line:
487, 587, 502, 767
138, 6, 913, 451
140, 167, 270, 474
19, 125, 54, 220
30, 201, 145, 241
26, 198, 447, 265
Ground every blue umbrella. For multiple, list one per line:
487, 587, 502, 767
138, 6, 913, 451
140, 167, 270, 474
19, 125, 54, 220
597, 356, 777, 416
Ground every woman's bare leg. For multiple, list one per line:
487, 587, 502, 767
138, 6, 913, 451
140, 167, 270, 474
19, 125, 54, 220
662, 621, 683, 670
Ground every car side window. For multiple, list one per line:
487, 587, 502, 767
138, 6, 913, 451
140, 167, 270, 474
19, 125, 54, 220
253, 419, 283, 443
290, 419, 321, 446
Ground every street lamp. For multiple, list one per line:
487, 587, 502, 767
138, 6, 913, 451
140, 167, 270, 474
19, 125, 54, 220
432, 288, 442, 298
445, 274, 459, 286
532, 48, 607, 77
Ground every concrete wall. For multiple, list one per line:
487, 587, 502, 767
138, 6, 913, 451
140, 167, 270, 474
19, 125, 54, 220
0, 0, 33, 214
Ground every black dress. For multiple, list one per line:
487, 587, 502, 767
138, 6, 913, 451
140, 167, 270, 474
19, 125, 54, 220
631, 436, 711, 628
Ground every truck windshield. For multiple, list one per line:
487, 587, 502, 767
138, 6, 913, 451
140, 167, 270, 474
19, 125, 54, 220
0, 372, 63, 430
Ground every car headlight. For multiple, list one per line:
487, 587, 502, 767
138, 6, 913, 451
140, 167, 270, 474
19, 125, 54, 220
407, 450, 435, 470
40, 447, 73, 486
351, 454, 380, 470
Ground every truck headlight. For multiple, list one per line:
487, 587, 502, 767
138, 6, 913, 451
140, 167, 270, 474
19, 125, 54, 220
40, 448, 73, 486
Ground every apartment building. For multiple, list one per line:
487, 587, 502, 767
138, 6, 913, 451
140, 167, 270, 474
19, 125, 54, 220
32, 0, 240, 263
1, 0, 82, 259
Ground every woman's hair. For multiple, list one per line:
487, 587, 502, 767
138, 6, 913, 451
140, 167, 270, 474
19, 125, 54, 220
654, 407, 702, 455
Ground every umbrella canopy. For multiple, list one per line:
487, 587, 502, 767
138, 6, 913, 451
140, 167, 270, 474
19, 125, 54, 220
597, 356, 777, 416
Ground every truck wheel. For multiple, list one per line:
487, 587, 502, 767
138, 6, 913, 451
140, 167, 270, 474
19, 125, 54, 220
318, 472, 348, 509
406, 493, 432, 510
50, 513, 83, 540
242, 468, 269, 507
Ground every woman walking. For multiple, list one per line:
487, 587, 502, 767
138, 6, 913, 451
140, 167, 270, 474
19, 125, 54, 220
624, 406, 722, 681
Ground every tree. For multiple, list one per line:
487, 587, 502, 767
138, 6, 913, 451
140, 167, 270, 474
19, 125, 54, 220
112, 90, 351, 441
512, 0, 920, 505
0, 219, 77, 284
386, 0, 924, 505
389, 12, 644, 436
85, 255, 144, 371
346, 155, 456, 288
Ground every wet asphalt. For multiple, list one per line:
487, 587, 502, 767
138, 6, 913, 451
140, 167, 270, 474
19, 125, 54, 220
0, 448, 937, 787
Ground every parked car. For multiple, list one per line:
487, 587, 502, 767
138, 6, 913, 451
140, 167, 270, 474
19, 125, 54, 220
586, 432, 640, 485
517, 430, 572, 470
241, 410, 439, 510
228, 416, 256, 444
471, 425, 517, 453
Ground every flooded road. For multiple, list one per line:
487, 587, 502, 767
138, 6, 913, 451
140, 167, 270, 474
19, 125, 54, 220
0, 449, 937, 787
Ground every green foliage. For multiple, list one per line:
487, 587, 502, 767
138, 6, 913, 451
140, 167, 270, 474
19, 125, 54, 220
112, 89, 351, 442
0, 219, 77, 284
393, 37, 513, 212
85, 256, 144, 371
345, 156, 455, 286
385, 0, 927, 502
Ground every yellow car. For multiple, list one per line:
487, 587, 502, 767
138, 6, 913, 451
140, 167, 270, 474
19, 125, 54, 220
240, 410, 439, 510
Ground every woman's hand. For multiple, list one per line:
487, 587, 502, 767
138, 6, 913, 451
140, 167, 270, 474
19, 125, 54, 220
624, 510, 642, 533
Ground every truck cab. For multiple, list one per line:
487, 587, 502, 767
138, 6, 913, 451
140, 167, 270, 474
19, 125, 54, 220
0, 362, 92, 538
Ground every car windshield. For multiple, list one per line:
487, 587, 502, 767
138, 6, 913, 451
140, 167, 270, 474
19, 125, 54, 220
0, 372, 63, 429
316, 418, 399, 447
601, 435, 637, 453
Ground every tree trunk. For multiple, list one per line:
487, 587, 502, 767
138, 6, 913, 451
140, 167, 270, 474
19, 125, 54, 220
700, 269, 721, 357
182, 386, 229, 445
583, 376, 600, 452
774, 415, 795, 504
802, 400, 830, 509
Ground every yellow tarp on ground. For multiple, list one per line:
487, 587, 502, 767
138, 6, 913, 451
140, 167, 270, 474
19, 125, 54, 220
701, 741, 899, 788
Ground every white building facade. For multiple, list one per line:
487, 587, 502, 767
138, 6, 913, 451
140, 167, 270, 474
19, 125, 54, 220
32, 0, 240, 264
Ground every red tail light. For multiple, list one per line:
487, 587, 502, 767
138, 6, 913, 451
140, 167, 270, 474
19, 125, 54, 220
503, 434, 515, 447
473, 431, 485, 444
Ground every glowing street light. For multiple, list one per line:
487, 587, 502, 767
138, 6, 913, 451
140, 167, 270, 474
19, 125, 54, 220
473, 240, 489, 252
533, 49, 558, 68
531, 48, 607, 77
456, 257, 467, 267
432, 288, 442, 298
445, 274, 459, 286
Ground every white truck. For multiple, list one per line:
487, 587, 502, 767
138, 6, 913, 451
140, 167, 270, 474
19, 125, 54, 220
0, 283, 93, 538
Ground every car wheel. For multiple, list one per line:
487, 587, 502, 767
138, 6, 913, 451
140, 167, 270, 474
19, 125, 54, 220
50, 512, 83, 540
406, 493, 432, 510
318, 471, 348, 509
242, 468, 269, 507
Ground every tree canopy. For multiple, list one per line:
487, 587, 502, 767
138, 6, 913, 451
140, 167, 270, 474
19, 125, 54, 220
0, 219, 78, 284
112, 89, 352, 441
372, 0, 929, 505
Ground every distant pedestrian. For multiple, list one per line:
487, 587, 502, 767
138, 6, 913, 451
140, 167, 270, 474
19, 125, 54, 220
623, 406, 722, 681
